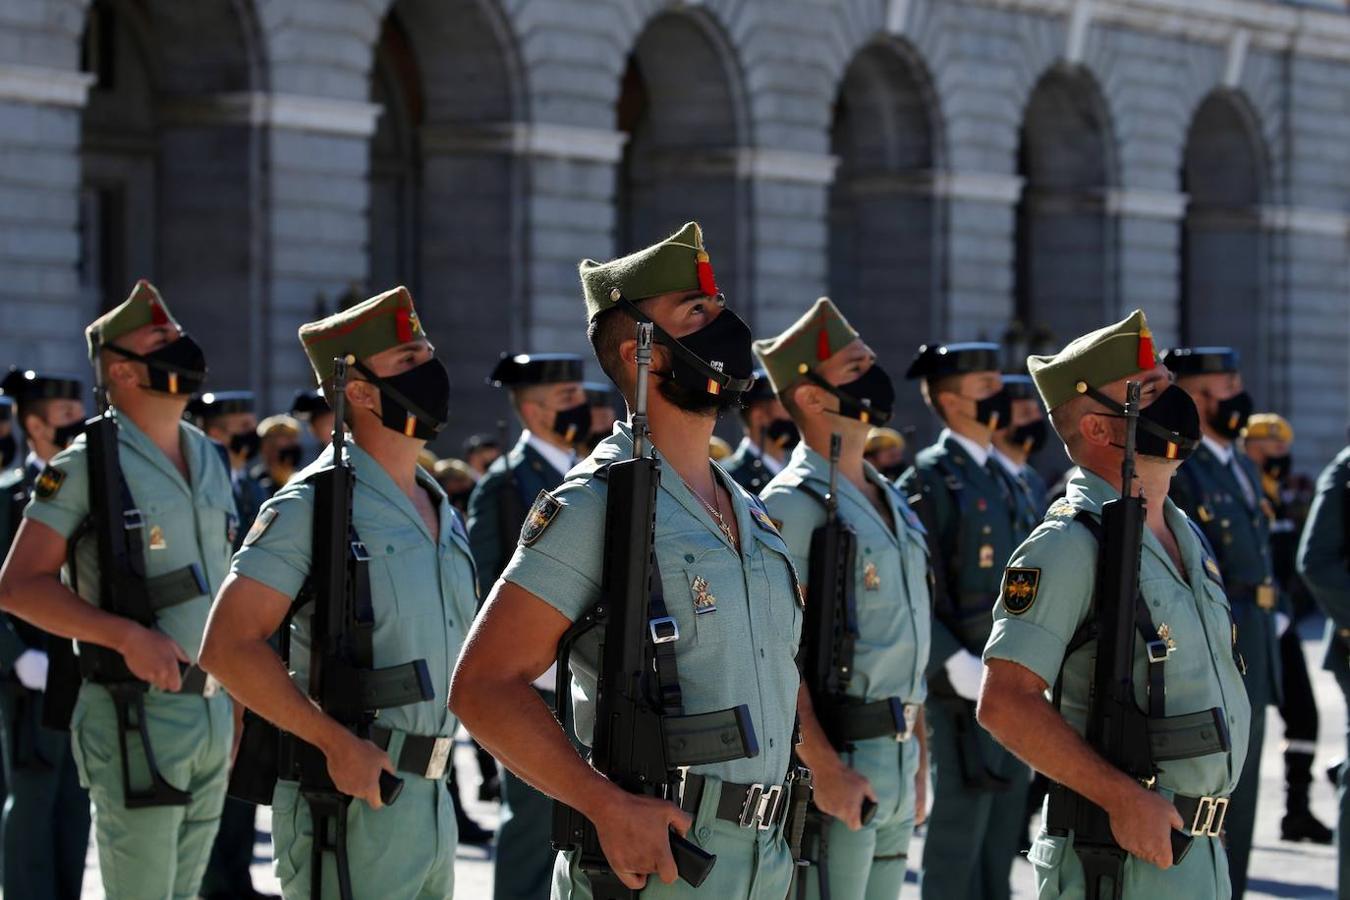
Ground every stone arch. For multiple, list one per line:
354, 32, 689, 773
78, 0, 263, 388
615, 8, 752, 312
827, 36, 944, 434
1013, 65, 1119, 355
369, 0, 526, 444
1180, 90, 1269, 385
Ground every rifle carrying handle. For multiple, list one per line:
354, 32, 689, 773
670, 830, 716, 887
860, 797, 878, 827
379, 771, 405, 807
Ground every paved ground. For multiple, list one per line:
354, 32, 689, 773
76, 619, 1341, 898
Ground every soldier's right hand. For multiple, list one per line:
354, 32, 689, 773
593, 790, 693, 890
1108, 783, 1185, 869
119, 625, 189, 692
811, 759, 877, 830
324, 731, 396, 809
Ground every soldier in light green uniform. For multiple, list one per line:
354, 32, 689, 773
0, 369, 91, 900
722, 371, 797, 495
1297, 443, 1350, 896
0, 281, 236, 900
200, 286, 476, 900
452, 222, 806, 899
756, 297, 931, 900
979, 309, 1252, 898
897, 342, 1029, 900
1163, 347, 1279, 899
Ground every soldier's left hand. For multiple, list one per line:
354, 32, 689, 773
812, 758, 876, 830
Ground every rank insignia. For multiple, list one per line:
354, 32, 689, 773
1002, 567, 1040, 615
863, 561, 881, 591
1156, 623, 1178, 654
1197, 505, 1214, 523
1256, 584, 1276, 610
243, 507, 278, 547
148, 525, 167, 551
751, 508, 779, 534
691, 575, 716, 614
33, 466, 65, 500
520, 490, 561, 547
978, 543, 995, 569
1203, 556, 1223, 586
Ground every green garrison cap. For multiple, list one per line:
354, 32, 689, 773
578, 221, 720, 321
85, 280, 181, 361
298, 285, 427, 384
1027, 308, 1158, 411
752, 297, 860, 396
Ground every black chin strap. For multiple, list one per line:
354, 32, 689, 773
350, 360, 445, 435
1077, 382, 1198, 457
801, 368, 893, 427
615, 297, 755, 395
103, 343, 205, 380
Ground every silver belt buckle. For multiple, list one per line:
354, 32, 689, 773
424, 737, 452, 779
739, 783, 783, 830
1190, 796, 1228, 837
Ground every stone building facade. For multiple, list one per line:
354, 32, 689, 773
0, 0, 1347, 461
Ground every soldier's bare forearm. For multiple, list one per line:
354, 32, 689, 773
978, 658, 1138, 817
794, 681, 846, 775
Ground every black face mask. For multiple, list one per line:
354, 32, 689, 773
806, 364, 896, 427
1262, 454, 1292, 481
960, 389, 1011, 430
552, 400, 592, 445
277, 445, 303, 469
1209, 390, 1253, 440
619, 299, 755, 415
1009, 419, 1049, 457
107, 335, 208, 396
0, 432, 14, 468
1083, 383, 1201, 461
353, 357, 451, 441
764, 418, 800, 451
230, 430, 261, 458
51, 420, 86, 450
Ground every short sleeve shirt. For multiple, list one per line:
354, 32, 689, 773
761, 442, 931, 705
24, 410, 236, 662
983, 469, 1251, 797
230, 440, 477, 737
501, 422, 803, 787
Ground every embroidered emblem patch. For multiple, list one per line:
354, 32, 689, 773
243, 507, 278, 547
148, 525, 167, 551
863, 561, 881, 591
33, 466, 65, 500
1002, 567, 1041, 615
691, 575, 717, 614
520, 490, 561, 547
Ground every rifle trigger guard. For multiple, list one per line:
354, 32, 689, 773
649, 617, 679, 644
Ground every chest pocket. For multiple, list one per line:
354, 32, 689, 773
663, 530, 741, 649
366, 522, 442, 620
752, 527, 803, 647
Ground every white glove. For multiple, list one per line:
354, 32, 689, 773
13, 649, 48, 691
944, 649, 984, 701
1274, 612, 1291, 638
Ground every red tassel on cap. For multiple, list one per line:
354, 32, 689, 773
696, 250, 718, 297
150, 302, 168, 326
395, 307, 413, 344
1138, 325, 1154, 371
817, 328, 831, 361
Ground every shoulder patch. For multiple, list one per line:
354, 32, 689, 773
1002, 567, 1041, 615
520, 490, 562, 547
33, 466, 65, 500
242, 507, 278, 547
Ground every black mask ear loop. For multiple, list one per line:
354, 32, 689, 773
349, 359, 444, 433
610, 291, 756, 395
799, 366, 893, 427
1076, 381, 1197, 459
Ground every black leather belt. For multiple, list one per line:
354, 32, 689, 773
1173, 792, 1231, 838
370, 726, 453, 780
680, 772, 794, 831
826, 698, 919, 743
